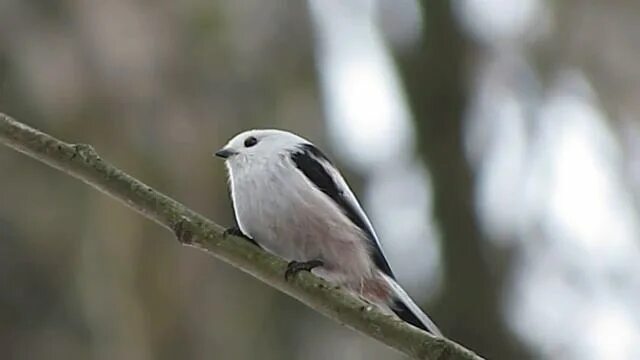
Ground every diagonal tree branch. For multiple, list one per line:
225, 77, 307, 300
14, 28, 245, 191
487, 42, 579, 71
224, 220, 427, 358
0, 113, 483, 360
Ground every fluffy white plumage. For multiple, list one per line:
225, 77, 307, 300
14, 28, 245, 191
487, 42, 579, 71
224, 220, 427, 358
216, 129, 442, 336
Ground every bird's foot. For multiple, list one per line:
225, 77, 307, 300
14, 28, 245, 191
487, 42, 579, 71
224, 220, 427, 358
223, 226, 246, 239
223, 226, 260, 247
285, 259, 324, 281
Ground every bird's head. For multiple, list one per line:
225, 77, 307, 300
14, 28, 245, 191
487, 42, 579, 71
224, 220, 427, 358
215, 129, 308, 168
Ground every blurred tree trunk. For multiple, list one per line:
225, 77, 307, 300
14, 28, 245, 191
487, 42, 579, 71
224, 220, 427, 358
395, 1, 530, 359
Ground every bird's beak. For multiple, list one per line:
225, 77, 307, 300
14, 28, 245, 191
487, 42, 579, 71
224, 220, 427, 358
215, 148, 236, 159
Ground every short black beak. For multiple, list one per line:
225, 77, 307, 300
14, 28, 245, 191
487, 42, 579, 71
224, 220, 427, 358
215, 148, 235, 159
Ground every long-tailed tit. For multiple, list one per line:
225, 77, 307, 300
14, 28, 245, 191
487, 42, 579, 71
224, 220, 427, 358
215, 129, 442, 336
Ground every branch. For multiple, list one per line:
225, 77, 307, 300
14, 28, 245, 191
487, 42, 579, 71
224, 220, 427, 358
0, 113, 483, 360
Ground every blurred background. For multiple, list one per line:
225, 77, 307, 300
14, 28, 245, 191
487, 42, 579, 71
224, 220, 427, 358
1, 0, 639, 359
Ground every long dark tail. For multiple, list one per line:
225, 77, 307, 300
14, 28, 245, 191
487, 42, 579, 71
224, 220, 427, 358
383, 274, 443, 336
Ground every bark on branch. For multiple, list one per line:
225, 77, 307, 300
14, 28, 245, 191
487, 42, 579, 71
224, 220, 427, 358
0, 113, 483, 360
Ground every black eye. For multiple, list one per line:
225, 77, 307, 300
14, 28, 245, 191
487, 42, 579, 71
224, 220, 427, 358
244, 136, 258, 148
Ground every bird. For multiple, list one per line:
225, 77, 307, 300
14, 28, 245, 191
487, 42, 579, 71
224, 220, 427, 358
215, 129, 442, 336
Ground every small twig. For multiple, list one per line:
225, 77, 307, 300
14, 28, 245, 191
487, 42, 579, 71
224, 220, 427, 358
0, 113, 483, 360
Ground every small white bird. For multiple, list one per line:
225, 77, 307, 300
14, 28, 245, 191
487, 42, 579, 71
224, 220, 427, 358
216, 129, 442, 336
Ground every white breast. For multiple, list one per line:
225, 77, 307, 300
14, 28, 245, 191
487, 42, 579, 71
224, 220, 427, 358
228, 153, 375, 282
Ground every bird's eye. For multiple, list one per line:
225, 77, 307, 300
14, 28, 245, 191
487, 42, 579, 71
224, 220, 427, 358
244, 136, 258, 148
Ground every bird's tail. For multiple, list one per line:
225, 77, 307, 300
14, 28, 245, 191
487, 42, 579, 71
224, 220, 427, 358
382, 274, 443, 337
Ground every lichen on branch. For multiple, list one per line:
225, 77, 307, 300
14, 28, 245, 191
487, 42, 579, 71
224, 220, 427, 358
0, 113, 483, 360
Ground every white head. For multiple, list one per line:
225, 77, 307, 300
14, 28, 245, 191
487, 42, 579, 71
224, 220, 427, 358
215, 129, 309, 168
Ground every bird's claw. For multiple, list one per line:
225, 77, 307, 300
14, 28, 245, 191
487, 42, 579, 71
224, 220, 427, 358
285, 259, 324, 281
223, 226, 260, 247
223, 226, 246, 239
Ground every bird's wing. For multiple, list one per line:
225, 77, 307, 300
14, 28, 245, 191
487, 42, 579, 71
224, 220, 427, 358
289, 143, 395, 278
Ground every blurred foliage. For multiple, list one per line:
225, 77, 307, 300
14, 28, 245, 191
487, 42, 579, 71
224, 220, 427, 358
396, 2, 528, 358
0, 1, 328, 359
2, 0, 640, 359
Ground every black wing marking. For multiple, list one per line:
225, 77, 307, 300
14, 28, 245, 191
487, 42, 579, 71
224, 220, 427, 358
289, 143, 395, 278
390, 298, 429, 333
